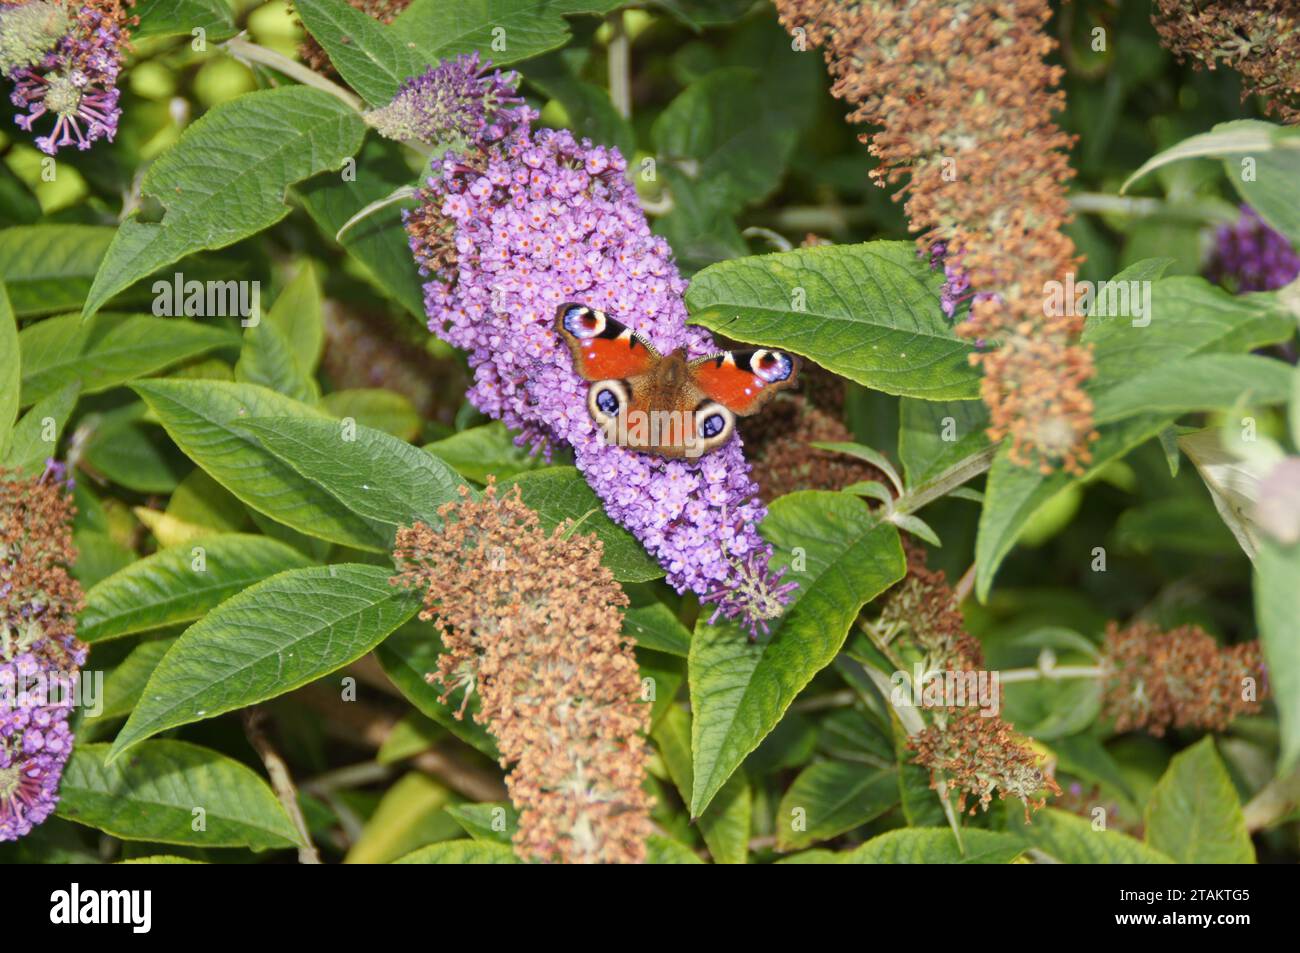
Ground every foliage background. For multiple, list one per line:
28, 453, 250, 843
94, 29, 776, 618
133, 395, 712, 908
0, 0, 1296, 863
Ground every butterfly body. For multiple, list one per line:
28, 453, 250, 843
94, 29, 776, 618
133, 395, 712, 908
556, 303, 800, 459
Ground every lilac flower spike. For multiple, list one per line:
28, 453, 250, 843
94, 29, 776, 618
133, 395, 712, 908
0, 463, 85, 842
4, 0, 129, 155
364, 53, 529, 146
1206, 205, 1300, 293
402, 56, 796, 636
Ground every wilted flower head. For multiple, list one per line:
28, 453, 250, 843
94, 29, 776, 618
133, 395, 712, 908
746, 394, 885, 499
402, 61, 795, 635
776, 0, 1096, 474
1153, 0, 1300, 122
1206, 205, 1300, 293
6, 0, 133, 154
363, 53, 528, 146
875, 543, 1057, 820
0, 463, 85, 842
391, 483, 653, 864
1101, 621, 1267, 736
0, 0, 69, 74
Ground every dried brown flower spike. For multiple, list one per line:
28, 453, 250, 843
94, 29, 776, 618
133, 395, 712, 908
1153, 1, 1300, 122
390, 482, 653, 864
775, 0, 1097, 473
1101, 621, 1268, 736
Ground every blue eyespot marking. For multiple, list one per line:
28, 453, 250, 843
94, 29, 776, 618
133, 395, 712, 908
700, 413, 726, 439
595, 387, 620, 416
752, 349, 793, 383
563, 304, 601, 338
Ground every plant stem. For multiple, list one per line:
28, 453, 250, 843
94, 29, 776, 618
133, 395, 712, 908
223, 34, 363, 111
242, 707, 322, 864
996, 664, 1106, 683
607, 12, 631, 120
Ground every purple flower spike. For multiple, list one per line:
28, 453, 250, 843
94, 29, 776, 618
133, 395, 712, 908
1206, 205, 1300, 293
0, 655, 75, 842
5, 0, 128, 155
402, 61, 797, 635
364, 53, 531, 147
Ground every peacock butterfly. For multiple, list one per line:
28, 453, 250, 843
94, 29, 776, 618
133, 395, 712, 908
555, 303, 800, 459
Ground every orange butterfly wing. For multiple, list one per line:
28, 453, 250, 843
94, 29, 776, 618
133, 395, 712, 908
691, 349, 800, 415
556, 304, 659, 381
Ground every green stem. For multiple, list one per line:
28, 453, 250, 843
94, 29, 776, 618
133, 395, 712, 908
607, 12, 631, 120
223, 35, 363, 111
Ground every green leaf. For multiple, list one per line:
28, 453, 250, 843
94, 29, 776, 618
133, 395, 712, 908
444, 802, 517, 844
976, 276, 1294, 599
0, 225, 113, 316
57, 741, 302, 850
84, 88, 366, 319
233, 416, 467, 549
296, 137, 425, 320
0, 162, 40, 226
653, 705, 750, 864
622, 602, 691, 657
898, 398, 990, 487
1257, 538, 1300, 774
0, 284, 17, 457
498, 466, 664, 583
131, 379, 405, 551
345, 773, 457, 863
775, 761, 899, 851
1144, 738, 1255, 863
322, 389, 421, 441
1084, 277, 1294, 396
685, 242, 980, 399
373, 622, 500, 759
296, 0, 427, 107
1121, 119, 1296, 193
20, 312, 236, 407
109, 565, 422, 759
81, 535, 314, 643
391, 0, 622, 69
133, 0, 236, 40
393, 840, 521, 864
80, 403, 189, 494
376, 711, 444, 764
1093, 354, 1294, 424
81, 638, 177, 734
1004, 807, 1175, 864
653, 67, 798, 216
839, 828, 1024, 864
644, 834, 706, 864
0, 380, 79, 475
426, 422, 551, 482
267, 262, 325, 376
689, 493, 905, 816
236, 321, 317, 403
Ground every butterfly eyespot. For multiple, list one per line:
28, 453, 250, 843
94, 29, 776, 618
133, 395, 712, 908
594, 387, 621, 416
751, 349, 794, 383
562, 303, 603, 338
700, 413, 727, 439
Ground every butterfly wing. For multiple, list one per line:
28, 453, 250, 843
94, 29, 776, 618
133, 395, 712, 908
690, 348, 801, 415
555, 303, 659, 381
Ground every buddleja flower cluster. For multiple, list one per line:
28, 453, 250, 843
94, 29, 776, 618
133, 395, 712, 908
1207, 205, 1300, 293
1, 0, 132, 154
1, 463, 86, 842
875, 545, 1059, 820
391, 483, 653, 864
1101, 621, 1267, 736
396, 56, 795, 635
775, 0, 1096, 475
1153, 0, 1300, 122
